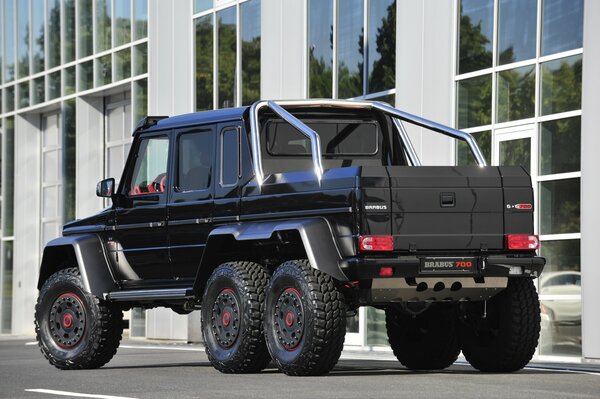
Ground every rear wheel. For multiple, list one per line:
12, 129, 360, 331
264, 259, 346, 376
385, 303, 460, 370
460, 278, 540, 372
35, 267, 123, 369
201, 261, 271, 373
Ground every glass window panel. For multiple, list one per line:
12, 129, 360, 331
42, 222, 59, 246
4, 0, 16, 82
458, 0, 493, 74
195, 0, 212, 14
1, 241, 14, 334
539, 297, 581, 357
366, 307, 387, 346
367, 0, 396, 94
63, 100, 77, 223
115, 0, 131, 46
497, 65, 535, 123
96, 0, 112, 52
133, 78, 147, 125
79, 60, 94, 91
64, 0, 76, 62
107, 146, 124, 183
540, 117, 580, 176
130, 308, 146, 338
95, 54, 112, 87
308, 0, 333, 98
43, 150, 59, 182
32, 3, 45, 73
370, 93, 395, 106
33, 77, 45, 105
64, 66, 76, 95
48, 71, 61, 100
43, 113, 60, 147
17, 0, 30, 78
241, 0, 261, 105
0, 89, 2, 112
18, 81, 29, 108
337, 0, 364, 98
541, 55, 582, 116
2, 117, 15, 236
499, 137, 530, 174
177, 131, 214, 191
539, 178, 580, 234
79, 0, 94, 57
0, 3, 2, 83
129, 137, 170, 195
540, 239, 580, 287
456, 74, 492, 129
4, 86, 15, 112
48, 0, 61, 68
133, 43, 147, 76
107, 107, 123, 142
133, 0, 148, 40
43, 186, 58, 218
497, 0, 537, 65
221, 129, 239, 186
218, 7, 237, 108
195, 15, 213, 111
115, 49, 132, 81
456, 130, 491, 166
542, 0, 583, 56
125, 103, 132, 135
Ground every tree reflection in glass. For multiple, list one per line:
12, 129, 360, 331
499, 138, 530, 174
308, 0, 333, 98
458, 0, 493, 75
539, 117, 580, 176
367, 0, 395, 94
497, 65, 535, 123
457, 75, 492, 129
541, 55, 582, 116
337, 0, 364, 99
195, 15, 213, 111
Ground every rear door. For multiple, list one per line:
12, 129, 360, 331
214, 122, 242, 222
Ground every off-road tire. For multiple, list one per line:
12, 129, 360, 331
385, 303, 460, 370
264, 259, 346, 376
460, 278, 540, 372
201, 261, 271, 373
35, 267, 123, 370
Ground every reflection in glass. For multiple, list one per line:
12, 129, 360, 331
79, 0, 94, 58
79, 61, 94, 91
96, 0, 112, 52
195, 0, 213, 14
456, 130, 491, 166
367, 0, 395, 94
48, 71, 61, 100
17, 0, 30, 77
115, 49, 132, 81
1, 241, 14, 334
346, 313, 359, 333
218, 7, 237, 108
542, 0, 583, 56
2, 117, 15, 237
540, 178, 580, 235
499, 137, 530, 174
63, 100, 77, 224
64, 66, 76, 95
115, 0, 132, 46
539, 239, 580, 281
338, 0, 364, 98
48, 0, 61, 68
32, 2, 45, 73
130, 308, 146, 337
241, 0, 261, 105
497, 0, 536, 65
5, 86, 15, 112
540, 117, 580, 175
370, 93, 395, 106
33, 77, 45, 105
64, 0, 76, 62
457, 74, 492, 129
308, 0, 333, 98
539, 297, 581, 357
134, 0, 148, 40
497, 65, 535, 123
366, 307, 387, 346
134, 78, 148, 125
458, 0, 493, 74
18, 81, 29, 109
96, 54, 112, 87
4, 0, 16, 82
541, 55, 582, 116
133, 43, 148, 76
195, 15, 213, 111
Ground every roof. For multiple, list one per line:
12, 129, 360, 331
135, 106, 248, 135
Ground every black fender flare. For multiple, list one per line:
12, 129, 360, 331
38, 234, 118, 298
193, 217, 348, 295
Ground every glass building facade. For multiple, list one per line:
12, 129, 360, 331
0, 0, 598, 363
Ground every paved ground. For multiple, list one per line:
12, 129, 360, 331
1, 338, 600, 399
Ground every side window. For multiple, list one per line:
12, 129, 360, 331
128, 136, 169, 196
177, 130, 214, 191
221, 128, 239, 186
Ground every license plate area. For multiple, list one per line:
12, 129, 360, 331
420, 257, 478, 274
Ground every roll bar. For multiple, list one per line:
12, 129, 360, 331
248, 99, 487, 184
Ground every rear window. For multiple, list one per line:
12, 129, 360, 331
265, 120, 379, 156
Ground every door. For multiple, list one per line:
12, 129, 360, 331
112, 133, 171, 282
168, 126, 216, 280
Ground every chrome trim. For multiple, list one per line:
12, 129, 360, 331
392, 118, 421, 166
106, 288, 193, 301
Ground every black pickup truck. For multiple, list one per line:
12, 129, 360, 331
35, 100, 545, 376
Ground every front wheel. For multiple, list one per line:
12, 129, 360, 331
460, 278, 541, 372
35, 267, 123, 369
264, 259, 346, 376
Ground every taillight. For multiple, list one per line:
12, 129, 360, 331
359, 235, 394, 251
506, 234, 540, 250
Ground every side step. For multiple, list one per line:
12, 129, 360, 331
106, 288, 195, 302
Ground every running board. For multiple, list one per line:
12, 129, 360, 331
105, 288, 195, 302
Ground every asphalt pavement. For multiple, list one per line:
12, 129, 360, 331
1, 337, 600, 399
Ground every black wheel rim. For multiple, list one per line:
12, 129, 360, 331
49, 293, 86, 348
274, 287, 304, 351
210, 288, 240, 349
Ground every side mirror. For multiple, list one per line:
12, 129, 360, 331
96, 178, 115, 198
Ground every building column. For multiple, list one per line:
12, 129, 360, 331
580, 0, 600, 362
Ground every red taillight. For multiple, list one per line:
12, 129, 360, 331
506, 234, 540, 250
379, 267, 394, 277
359, 235, 394, 251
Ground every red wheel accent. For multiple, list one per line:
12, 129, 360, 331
222, 312, 231, 326
63, 314, 73, 328
274, 287, 304, 351
50, 292, 86, 349
285, 312, 294, 327
210, 288, 240, 349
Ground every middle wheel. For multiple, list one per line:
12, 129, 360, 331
264, 259, 346, 376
